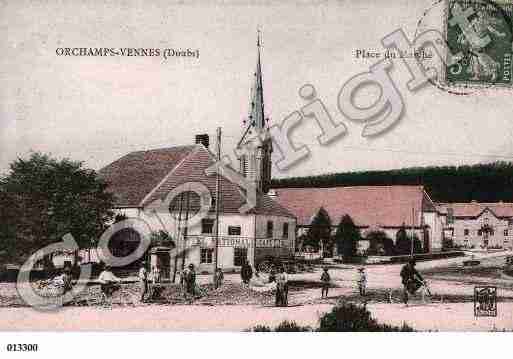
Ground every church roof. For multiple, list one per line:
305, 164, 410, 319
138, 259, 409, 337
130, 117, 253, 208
98, 145, 195, 207
99, 145, 294, 218
273, 185, 433, 227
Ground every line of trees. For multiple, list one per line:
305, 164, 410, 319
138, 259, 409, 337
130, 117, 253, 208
298, 208, 425, 260
272, 161, 513, 202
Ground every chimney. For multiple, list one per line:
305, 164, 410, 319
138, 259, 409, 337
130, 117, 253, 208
195, 134, 209, 148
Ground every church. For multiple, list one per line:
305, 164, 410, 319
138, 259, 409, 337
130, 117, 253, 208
99, 35, 295, 274
99, 33, 513, 273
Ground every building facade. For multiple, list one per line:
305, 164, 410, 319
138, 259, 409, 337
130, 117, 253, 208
437, 202, 513, 250
99, 143, 296, 274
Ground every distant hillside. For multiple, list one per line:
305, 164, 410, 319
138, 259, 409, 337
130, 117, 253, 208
271, 162, 513, 203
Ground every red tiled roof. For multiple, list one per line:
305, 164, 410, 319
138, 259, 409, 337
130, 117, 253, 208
273, 186, 430, 227
98, 146, 195, 207
436, 202, 513, 218
99, 145, 294, 218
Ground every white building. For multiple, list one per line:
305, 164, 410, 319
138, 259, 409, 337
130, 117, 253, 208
99, 142, 296, 274
98, 37, 295, 274
437, 202, 513, 250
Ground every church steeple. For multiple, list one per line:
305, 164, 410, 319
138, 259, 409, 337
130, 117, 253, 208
240, 30, 267, 141
237, 31, 273, 193
252, 30, 265, 130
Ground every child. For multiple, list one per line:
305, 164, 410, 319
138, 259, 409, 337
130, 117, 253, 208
320, 267, 331, 298
357, 267, 367, 296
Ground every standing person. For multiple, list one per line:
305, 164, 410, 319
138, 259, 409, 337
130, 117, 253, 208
320, 267, 331, 298
400, 259, 424, 305
357, 267, 367, 296
181, 263, 196, 298
138, 261, 149, 303
214, 268, 224, 289
268, 267, 276, 283
61, 265, 73, 295
240, 260, 253, 285
275, 266, 289, 307
186, 264, 196, 297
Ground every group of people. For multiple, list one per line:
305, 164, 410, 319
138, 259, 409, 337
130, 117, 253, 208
50, 256, 426, 307
320, 266, 367, 299
240, 260, 289, 307
98, 260, 161, 303
319, 259, 424, 305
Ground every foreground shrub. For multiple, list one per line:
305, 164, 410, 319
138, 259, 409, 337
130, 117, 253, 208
318, 302, 414, 332
247, 304, 413, 332
250, 324, 272, 332
248, 320, 311, 332
274, 320, 312, 332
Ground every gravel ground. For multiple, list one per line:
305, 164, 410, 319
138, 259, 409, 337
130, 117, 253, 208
2, 252, 513, 330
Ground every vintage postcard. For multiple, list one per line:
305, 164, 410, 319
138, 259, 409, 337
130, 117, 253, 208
1, 0, 513, 355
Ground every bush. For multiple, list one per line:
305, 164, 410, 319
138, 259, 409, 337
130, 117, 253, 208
395, 226, 423, 255
274, 320, 312, 332
249, 324, 272, 332
247, 304, 414, 332
248, 321, 311, 332
318, 302, 414, 332
366, 230, 395, 256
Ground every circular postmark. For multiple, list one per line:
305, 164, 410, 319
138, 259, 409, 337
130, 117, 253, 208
415, 0, 513, 95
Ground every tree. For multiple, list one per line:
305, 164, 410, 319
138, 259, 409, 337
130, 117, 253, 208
334, 214, 360, 260
0, 152, 115, 264
271, 161, 513, 203
395, 224, 423, 255
305, 207, 332, 254
366, 230, 395, 256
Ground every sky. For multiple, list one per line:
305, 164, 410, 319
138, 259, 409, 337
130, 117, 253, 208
1, 0, 512, 179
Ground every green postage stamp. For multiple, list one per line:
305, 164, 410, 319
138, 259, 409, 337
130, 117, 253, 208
445, 0, 513, 86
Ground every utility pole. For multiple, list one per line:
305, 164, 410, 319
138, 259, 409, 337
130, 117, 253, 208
213, 127, 222, 287
410, 207, 415, 257
182, 192, 191, 271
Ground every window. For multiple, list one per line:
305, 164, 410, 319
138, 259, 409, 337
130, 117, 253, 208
234, 247, 247, 266
282, 223, 289, 239
464, 229, 469, 236
504, 229, 509, 237
200, 248, 213, 264
266, 221, 274, 238
201, 219, 215, 234
228, 226, 241, 236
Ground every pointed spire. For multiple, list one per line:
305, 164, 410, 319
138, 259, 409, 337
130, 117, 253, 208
237, 30, 268, 148
250, 29, 265, 130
